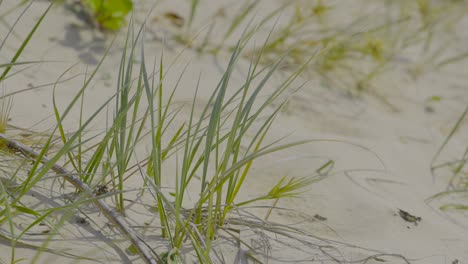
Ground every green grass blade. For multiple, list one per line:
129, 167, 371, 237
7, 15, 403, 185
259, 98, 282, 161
0, 2, 53, 81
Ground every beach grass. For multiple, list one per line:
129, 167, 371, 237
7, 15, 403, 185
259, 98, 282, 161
0, 3, 329, 263
1, 1, 467, 263
172, 0, 468, 106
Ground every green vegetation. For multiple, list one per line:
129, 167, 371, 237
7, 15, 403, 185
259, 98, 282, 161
171, 0, 468, 106
1, 0, 467, 263
0, 3, 329, 263
79, 0, 133, 30
83, 0, 132, 30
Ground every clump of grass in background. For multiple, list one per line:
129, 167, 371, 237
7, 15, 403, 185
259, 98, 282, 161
51, 0, 468, 96
173, 0, 468, 105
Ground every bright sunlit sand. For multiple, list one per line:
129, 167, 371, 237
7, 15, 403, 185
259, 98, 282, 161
0, 1, 467, 263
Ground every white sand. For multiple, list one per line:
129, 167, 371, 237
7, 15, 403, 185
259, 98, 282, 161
1, 0, 467, 263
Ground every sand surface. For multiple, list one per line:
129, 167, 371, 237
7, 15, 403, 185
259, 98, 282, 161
1, 0, 467, 263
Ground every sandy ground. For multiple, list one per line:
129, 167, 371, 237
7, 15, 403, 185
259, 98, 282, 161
1, 0, 468, 263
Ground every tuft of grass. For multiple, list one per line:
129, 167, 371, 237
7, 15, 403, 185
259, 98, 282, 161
0, 12, 330, 263
135, 25, 322, 260
172, 0, 468, 105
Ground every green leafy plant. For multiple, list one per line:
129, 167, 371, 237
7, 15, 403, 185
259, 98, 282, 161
80, 0, 133, 30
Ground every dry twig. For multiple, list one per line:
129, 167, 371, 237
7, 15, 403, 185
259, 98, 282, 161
0, 133, 159, 264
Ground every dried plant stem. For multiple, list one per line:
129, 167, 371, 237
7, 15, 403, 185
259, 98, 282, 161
0, 133, 159, 264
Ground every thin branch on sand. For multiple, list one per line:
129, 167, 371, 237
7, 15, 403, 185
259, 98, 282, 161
0, 133, 159, 264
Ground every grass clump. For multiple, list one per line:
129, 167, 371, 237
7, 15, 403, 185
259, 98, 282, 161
167, 0, 468, 106
0, 9, 328, 262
